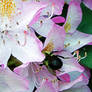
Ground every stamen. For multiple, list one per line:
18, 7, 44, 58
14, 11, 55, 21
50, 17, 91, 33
0, 0, 16, 17
16, 30, 27, 47
78, 52, 87, 61
16, 22, 19, 25
3, 40, 5, 44
64, 43, 70, 48
35, 67, 42, 73
21, 30, 27, 46
73, 50, 87, 62
48, 3, 55, 19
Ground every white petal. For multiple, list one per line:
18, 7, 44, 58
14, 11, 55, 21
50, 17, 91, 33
64, 1, 82, 33
32, 17, 54, 37
64, 31, 92, 52
0, 67, 28, 92
0, 39, 11, 67
14, 63, 37, 92
62, 86, 91, 92
11, 31, 45, 63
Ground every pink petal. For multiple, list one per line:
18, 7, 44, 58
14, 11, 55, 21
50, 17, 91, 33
88, 42, 92, 45
29, 9, 42, 26
32, 17, 54, 37
50, 0, 64, 15
59, 73, 84, 91
59, 68, 90, 91
18, 1, 47, 27
63, 86, 91, 92
40, 0, 64, 15
67, 68, 90, 83
36, 80, 57, 92
52, 16, 65, 23
64, 1, 82, 33
55, 51, 84, 75
14, 63, 59, 91
83, 0, 92, 10
0, 67, 28, 92
58, 73, 70, 82
14, 63, 36, 92
44, 24, 66, 51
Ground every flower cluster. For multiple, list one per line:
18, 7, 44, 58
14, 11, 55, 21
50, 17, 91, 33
0, 0, 92, 92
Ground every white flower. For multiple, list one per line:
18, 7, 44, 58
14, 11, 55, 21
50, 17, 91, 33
0, 0, 46, 66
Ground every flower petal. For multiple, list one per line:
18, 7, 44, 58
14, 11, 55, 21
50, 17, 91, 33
11, 31, 45, 63
83, 0, 92, 10
40, 0, 64, 15
88, 42, 92, 45
55, 51, 84, 75
14, 63, 36, 92
14, 62, 59, 91
52, 16, 65, 23
50, 0, 64, 15
64, 31, 92, 52
36, 80, 57, 92
43, 25, 66, 52
18, 1, 47, 27
64, 1, 82, 33
64, 0, 81, 4
0, 39, 11, 67
32, 17, 54, 37
62, 86, 91, 92
59, 73, 84, 91
59, 68, 90, 91
0, 67, 28, 92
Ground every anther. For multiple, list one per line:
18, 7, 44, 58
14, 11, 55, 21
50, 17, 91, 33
16, 22, 19, 25
5, 24, 8, 27
3, 40, 5, 44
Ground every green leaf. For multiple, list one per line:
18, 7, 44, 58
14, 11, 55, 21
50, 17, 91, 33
8, 55, 22, 70
77, 3, 92, 34
79, 45, 92, 69
78, 3, 92, 69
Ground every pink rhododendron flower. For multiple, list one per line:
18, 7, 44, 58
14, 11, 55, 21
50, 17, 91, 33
14, 63, 91, 92
14, 23, 86, 92
35, 68, 91, 92
63, 1, 92, 52
64, 0, 92, 10
32, 1, 92, 52
30, 0, 64, 37
0, 0, 47, 66
29, 0, 64, 15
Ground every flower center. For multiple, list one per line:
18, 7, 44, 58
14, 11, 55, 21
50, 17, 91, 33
0, 0, 16, 18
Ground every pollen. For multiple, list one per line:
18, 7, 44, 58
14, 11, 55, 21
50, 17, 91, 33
64, 22, 71, 33
64, 16, 71, 33
0, 0, 16, 17
42, 41, 54, 53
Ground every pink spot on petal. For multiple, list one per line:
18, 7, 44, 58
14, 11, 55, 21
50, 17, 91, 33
52, 16, 65, 23
59, 73, 70, 82
88, 42, 92, 45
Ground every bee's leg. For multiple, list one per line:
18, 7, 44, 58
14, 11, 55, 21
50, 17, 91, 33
33, 86, 37, 92
50, 50, 59, 55
56, 55, 72, 59
39, 64, 44, 66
